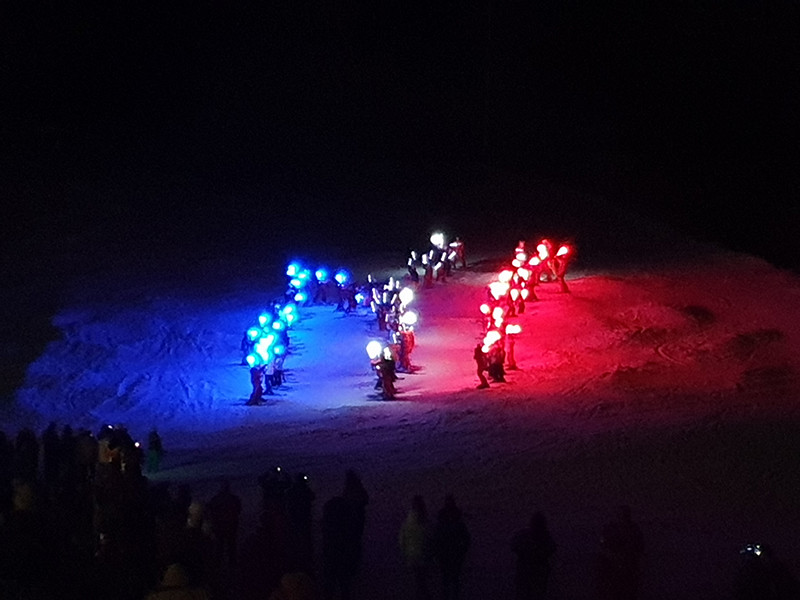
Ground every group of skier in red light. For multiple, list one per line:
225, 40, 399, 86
370, 233, 575, 398
474, 237, 574, 389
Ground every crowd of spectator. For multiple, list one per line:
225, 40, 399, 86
1, 422, 795, 600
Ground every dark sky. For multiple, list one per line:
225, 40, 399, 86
4, 1, 799, 266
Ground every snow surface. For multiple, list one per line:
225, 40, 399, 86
3, 199, 800, 599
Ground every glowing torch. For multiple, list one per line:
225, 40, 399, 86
366, 340, 383, 361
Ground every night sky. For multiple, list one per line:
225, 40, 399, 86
4, 2, 799, 268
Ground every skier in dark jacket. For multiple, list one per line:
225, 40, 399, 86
474, 344, 490, 389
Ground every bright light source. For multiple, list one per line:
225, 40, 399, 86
366, 340, 383, 360
255, 339, 271, 361
430, 232, 445, 249
506, 323, 522, 334
399, 287, 414, 306
399, 310, 418, 326
483, 330, 501, 347
489, 281, 509, 299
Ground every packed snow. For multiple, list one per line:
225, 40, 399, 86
3, 199, 800, 599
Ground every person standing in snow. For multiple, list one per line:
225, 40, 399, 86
596, 505, 644, 600
286, 472, 316, 573
487, 343, 506, 383
321, 494, 361, 600
147, 428, 164, 473
434, 494, 471, 600
247, 365, 262, 405
206, 478, 242, 571
342, 469, 369, 569
511, 511, 557, 600
399, 494, 435, 600
474, 343, 490, 389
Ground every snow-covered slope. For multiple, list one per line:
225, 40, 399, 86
3, 222, 800, 598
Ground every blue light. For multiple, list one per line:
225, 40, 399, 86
255, 339, 271, 362
315, 268, 329, 282
286, 263, 300, 277
335, 269, 349, 285
294, 292, 307, 303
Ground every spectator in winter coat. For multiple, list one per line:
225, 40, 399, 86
434, 494, 471, 600
342, 469, 369, 538
287, 472, 316, 573
511, 511, 557, 600
147, 429, 164, 473
399, 494, 435, 600
206, 478, 242, 570
596, 505, 644, 600
321, 495, 361, 600
240, 495, 294, 600
145, 562, 211, 600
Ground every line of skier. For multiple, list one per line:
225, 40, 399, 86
474, 238, 575, 389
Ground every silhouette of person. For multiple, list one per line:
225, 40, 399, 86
474, 344, 490, 389
342, 469, 369, 567
434, 494, 471, 600
399, 494, 435, 600
596, 505, 644, 600
286, 472, 316, 573
321, 495, 361, 600
511, 511, 557, 600
206, 478, 242, 571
